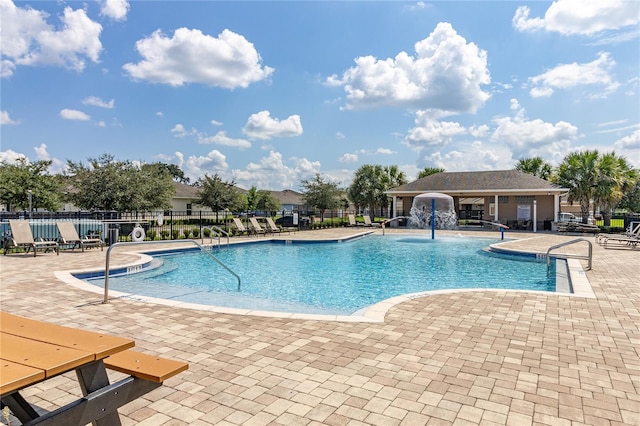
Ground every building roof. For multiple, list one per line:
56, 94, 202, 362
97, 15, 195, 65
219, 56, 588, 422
172, 182, 304, 205
388, 170, 566, 195
269, 189, 304, 205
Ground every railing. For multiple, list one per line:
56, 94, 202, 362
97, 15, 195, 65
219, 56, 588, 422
546, 238, 592, 272
103, 240, 241, 303
206, 226, 230, 249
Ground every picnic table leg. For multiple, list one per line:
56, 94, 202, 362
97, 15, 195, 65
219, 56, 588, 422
76, 360, 122, 426
1, 392, 40, 423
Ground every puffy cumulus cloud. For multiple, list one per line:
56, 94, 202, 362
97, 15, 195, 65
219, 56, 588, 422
100, 0, 129, 21
0, 149, 27, 164
231, 150, 320, 190
59, 108, 91, 120
376, 148, 395, 155
33, 143, 66, 173
491, 99, 578, 160
327, 22, 490, 113
614, 129, 640, 149
123, 28, 274, 88
242, 110, 303, 140
82, 96, 114, 108
0, 1, 102, 77
170, 124, 196, 137
528, 52, 620, 98
178, 150, 228, 180
1, 110, 18, 125
404, 110, 467, 151
338, 153, 358, 163
422, 141, 512, 172
513, 1, 639, 37
197, 131, 251, 150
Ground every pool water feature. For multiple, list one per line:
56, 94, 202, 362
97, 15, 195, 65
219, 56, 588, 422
85, 235, 559, 315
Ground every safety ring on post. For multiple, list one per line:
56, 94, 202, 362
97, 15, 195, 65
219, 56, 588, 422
131, 225, 146, 242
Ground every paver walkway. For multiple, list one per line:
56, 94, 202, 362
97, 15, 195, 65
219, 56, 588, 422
1, 229, 638, 425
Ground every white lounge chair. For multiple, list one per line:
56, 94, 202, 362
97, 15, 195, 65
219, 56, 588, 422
4, 220, 59, 257
232, 218, 250, 236
56, 221, 104, 252
249, 217, 267, 236
265, 217, 282, 234
362, 215, 381, 227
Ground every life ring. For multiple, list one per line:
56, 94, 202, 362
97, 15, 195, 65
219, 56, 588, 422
131, 226, 145, 242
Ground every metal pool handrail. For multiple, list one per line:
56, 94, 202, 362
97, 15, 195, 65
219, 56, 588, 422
546, 238, 592, 272
103, 239, 241, 303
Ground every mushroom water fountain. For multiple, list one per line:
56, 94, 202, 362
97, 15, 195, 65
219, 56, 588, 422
407, 192, 457, 239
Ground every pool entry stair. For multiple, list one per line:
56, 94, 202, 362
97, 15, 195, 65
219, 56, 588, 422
103, 240, 241, 303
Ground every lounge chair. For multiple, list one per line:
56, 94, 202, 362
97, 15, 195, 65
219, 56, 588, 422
601, 224, 640, 249
4, 220, 59, 257
265, 217, 282, 234
56, 221, 104, 252
249, 217, 267, 236
362, 215, 381, 227
232, 218, 250, 236
347, 214, 359, 227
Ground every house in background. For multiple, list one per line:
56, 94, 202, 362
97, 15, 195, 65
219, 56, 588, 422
387, 170, 569, 230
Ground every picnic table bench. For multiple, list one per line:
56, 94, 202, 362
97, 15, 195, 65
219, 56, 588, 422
0, 312, 188, 425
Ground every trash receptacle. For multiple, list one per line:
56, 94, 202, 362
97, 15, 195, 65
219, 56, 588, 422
544, 220, 552, 231
108, 224, 120, 245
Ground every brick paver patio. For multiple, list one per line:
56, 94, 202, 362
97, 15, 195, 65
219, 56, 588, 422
1, 229, 638, 425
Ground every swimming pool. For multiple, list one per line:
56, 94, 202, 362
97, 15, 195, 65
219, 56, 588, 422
85, 235, 561, 315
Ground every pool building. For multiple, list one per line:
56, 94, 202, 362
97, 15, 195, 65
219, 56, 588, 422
387, 170, 568, 230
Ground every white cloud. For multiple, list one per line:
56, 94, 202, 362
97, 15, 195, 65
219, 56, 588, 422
404, 110, 467, 151
100, 0, 129, 21
376, 148, 395, 155
82, 96, 114, 108
327, 22, 490, 113
170, 124, 196, 137
242, 110, 303, 140
336, 132, 345, 139
0, 1, 102, 77
491, 99, 578, 159
197, 131, 251, 150
338, 153, 358, 163
614, 130, 640, 150
0, 110, 18, 125
123, 28, 274, 88
231, 150, 320, 190
210, 119, 223, 126
33, 143, 66, 173
181, 150, 229, 180
529, 52, 620, 98
59, 109, 91, 120
513, 1, 639, 38
422, 142, 511, 172
0, 149, 27, 164
469, 125, 489, 137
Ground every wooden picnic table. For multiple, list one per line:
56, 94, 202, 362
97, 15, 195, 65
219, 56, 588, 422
0, 312, 188, 425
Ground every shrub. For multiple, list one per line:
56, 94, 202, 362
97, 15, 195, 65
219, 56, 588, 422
160, 230, 170, 240
192, 228, 200, 238
183, 230, 191, 239
146, 229, 157, 240
203, 228, 211, 237
172, 229, 181, 240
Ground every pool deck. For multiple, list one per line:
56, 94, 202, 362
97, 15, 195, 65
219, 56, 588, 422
1, 229, 638, 425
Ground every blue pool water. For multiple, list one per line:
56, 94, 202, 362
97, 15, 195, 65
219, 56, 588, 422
87, 235, 557, 315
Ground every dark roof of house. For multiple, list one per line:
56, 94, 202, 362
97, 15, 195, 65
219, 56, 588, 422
173, 182, 199, 199
389, 170, 565, 193
173, 182, 304, 205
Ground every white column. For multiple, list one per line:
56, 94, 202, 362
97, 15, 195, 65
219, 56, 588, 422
554, 194, 559, 222
533, 200, 537, 232
392, 196, 397, 218
494, 195, 499, 222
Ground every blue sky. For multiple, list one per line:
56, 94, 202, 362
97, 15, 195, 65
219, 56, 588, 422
1, 0, 639, 191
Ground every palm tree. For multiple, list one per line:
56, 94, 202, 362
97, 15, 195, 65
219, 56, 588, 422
592, 152, 637, 226
417, 167, 445, 179
553, 150, 599, 224
515, 157, 553, 180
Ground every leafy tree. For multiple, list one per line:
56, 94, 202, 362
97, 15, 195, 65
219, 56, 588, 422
255, 190, 281, 214
348, 164, 407, 218
618, 177, 640, 213
143, 162, 190, 184
66, 154, 174, 211
515, 157, 553, 180
301, 174, 342, 221
245, 186, 258, 212
193, 173, 242, 222
417, 167, 445, 179
0, 157, 63, 211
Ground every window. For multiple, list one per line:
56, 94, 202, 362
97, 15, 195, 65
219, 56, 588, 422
515, 195, 535, 203
498, 196, 509, 204
186, 203, 192, 216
